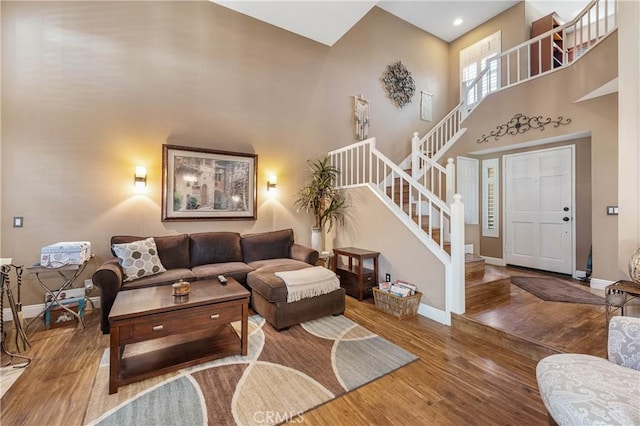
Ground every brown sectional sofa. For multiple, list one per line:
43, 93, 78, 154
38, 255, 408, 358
92, 228, 345, 334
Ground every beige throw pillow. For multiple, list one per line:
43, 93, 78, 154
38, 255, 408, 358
112, 237, 166, 282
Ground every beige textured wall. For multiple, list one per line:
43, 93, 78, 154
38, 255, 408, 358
445, 32, 618, 280
618, 0, 640, 280
524, 1, 546, 28
334, 187, 447, 310
447, 2, 529, 109
1, 2, 450, 306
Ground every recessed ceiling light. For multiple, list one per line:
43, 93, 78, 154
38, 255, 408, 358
453, 18, 463, 26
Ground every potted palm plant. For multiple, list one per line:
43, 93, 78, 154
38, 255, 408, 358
295, 155, 347, 251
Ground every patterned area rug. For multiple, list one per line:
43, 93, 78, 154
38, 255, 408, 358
511, 276, 605, 305
84, 315, 417, 425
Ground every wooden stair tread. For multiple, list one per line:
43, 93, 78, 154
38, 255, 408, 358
465, 253, 485, 281
466, 265, 510, 288
465, 263, 511, 313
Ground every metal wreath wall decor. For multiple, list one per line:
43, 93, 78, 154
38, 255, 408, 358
477, 113, 571, 144
382, 61, 415, 108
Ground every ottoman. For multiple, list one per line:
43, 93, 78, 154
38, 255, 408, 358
246, 261, 345, 330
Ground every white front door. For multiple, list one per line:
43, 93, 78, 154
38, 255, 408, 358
504, 146, 573, 274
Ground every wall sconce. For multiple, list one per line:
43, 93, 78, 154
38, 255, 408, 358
134, 166, 147, 190
267, 175, 277, 192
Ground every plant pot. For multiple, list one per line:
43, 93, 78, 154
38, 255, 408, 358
311, 227, 323, 252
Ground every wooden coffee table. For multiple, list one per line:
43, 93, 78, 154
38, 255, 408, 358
108, 278, 249, 394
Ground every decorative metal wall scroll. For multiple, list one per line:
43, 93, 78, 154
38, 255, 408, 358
382, 61, 415, 108
477, 113, 571, 144
354, 95, 370, 140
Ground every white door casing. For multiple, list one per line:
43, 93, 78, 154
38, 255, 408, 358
504, 146, 574, 274
457, 156, 479, 225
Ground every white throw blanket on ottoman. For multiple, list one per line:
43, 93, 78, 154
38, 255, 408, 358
275, 266, 340, 303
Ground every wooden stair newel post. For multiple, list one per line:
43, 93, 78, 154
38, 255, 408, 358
411, 131, 420, 177
449, 194, 465, 315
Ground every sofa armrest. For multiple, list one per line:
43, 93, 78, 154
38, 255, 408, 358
92, 258, 124, 334
608, 315, 640, 370
291, 243, 319, 265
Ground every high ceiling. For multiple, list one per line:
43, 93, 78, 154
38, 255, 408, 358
212, 1, 591, 45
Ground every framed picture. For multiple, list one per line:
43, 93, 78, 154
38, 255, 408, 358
420, 90, 433, 122
162, 145, 258, 221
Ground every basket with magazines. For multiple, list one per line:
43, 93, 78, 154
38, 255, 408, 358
373, 285, 421, 319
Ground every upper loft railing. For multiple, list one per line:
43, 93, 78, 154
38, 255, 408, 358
410, 0, 617, 184
463, 0, 618, 116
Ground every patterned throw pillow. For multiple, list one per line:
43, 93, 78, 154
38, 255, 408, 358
112, 237, 167, 282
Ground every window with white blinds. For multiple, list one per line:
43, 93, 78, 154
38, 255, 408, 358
482, 158, 499, 238
460, 31, 501, 107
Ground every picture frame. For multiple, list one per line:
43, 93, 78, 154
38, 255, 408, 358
420, 90, 433, 122
162, 144, 258, 221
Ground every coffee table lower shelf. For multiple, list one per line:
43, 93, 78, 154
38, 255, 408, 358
116, 325, 242, 388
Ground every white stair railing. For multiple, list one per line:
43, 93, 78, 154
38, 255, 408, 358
409, 0, 617, 195
411, 107, 464, 170
328, 137, 466, 316
330, 138, 451, 258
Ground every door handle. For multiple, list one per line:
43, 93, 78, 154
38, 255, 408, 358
562, 217, 570, 222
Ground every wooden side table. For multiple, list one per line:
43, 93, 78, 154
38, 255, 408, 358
333, 247, 379, 300
605, 280, 640, 329
25, 255, 94, 329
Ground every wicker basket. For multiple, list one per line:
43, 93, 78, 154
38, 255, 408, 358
372, 287, 421, 319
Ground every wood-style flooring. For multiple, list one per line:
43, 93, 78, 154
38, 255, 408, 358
1, 266, 612, 426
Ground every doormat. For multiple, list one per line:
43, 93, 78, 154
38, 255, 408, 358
83, 314, 417, 426
511, 276, 605, 305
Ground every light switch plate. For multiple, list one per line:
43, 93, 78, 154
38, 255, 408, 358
606, 206, 618, 215
13, 217, 23, 227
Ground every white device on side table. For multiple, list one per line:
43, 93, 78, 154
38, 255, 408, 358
218, 275, 227, 285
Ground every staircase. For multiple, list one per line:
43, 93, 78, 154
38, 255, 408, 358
387, 170, 443, 244
328, 0, 617, 325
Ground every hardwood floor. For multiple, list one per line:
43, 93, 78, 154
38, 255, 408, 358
1, 267, 611, 425
465, 265, 609, 357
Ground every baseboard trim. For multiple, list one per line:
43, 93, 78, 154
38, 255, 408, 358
573, 269, 587, 280
417, 303, 450, 326
481, 256, 506, 266
589, 277, 615, 290
3, 296, 101, 320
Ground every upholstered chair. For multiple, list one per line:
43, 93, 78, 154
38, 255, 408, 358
536, 315, 640, 426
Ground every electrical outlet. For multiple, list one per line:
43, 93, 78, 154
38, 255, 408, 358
385, 273, 391, 282
84, 279, 94, 291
